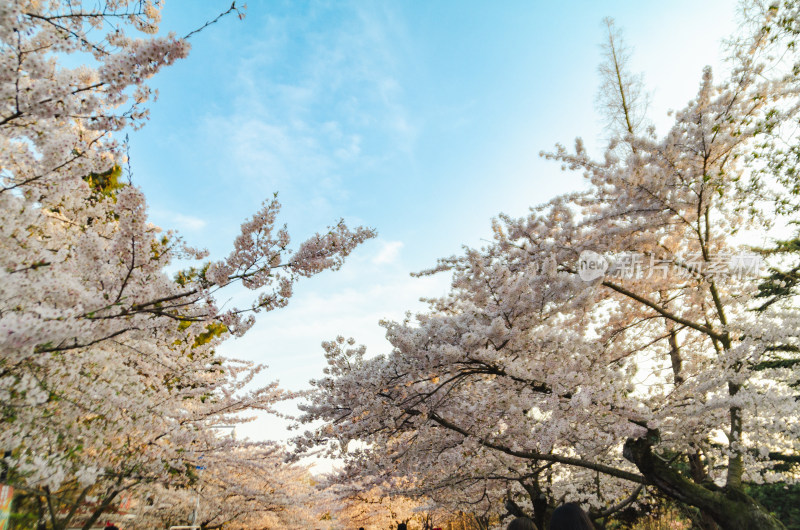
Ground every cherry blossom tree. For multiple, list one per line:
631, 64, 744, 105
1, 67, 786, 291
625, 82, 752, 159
0, 1, 374, 528
130, 443, 320, 530
297, 3, 800, 529
314, 476, 440, 530
297, 337, 645, 528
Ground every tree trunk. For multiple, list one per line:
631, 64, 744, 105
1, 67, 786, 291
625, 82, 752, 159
520, 477, 551, 530
623, 434, 785, 530
687, 450, 719, 530
80, 488, 120, 530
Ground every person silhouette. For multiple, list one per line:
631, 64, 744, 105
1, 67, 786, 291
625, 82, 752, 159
549, 503, 595, 530
507, 516, 538, 529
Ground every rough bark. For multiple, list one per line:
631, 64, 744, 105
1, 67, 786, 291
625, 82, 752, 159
623, 433, 785, 530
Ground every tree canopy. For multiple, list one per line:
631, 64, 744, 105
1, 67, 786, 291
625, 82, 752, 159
0, 1, 373, 528
296, 3, 800, 529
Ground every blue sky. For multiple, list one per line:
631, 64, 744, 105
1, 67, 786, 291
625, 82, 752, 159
129, 0, 738, 444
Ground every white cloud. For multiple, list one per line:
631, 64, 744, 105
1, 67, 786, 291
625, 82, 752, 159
372, 240, 403, 264
193, 2, 415, 221
152, 210, 208, 232
170, 212, 207, 231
